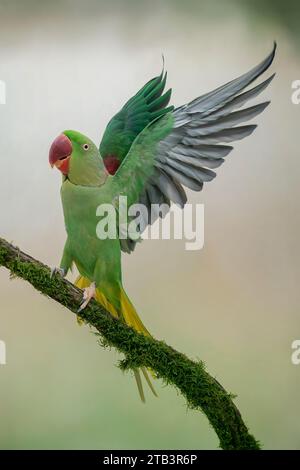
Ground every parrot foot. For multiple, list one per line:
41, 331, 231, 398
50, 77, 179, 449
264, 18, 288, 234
78, 282, 96, 312
50, 267, 66, 279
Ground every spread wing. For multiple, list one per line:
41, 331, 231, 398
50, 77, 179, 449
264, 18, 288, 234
104, 113, 174, 238
107, 43, 276, 253
99, 70, 173, 174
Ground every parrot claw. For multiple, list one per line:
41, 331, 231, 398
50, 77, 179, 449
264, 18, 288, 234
78, 282, 96, 312
50, 267, 66, 279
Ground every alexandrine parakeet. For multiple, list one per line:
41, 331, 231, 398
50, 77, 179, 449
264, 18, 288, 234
49, 44, 276, 401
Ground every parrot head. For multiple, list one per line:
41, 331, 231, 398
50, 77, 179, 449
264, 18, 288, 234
49, 130, 107, 186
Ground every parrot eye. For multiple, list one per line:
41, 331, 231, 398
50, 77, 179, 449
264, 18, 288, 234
82, 143, 89, 151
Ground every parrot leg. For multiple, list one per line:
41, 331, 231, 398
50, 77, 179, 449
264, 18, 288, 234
78, 282, 96, 312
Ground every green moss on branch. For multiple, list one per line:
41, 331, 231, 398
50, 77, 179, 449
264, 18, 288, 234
0, 236, 260, 450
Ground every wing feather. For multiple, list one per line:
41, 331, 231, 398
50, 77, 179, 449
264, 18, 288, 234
113, 44, 276, 253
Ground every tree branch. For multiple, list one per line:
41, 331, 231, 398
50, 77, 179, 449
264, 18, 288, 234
0, 236, 260, 450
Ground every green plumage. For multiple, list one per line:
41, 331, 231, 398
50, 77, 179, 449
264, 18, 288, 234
58, 116, 173, 401
60, 114, 173, 313
52, 46, 275, 400
99, 71, 174, 162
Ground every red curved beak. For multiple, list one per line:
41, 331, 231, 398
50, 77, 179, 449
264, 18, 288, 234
49, 134, 72, 175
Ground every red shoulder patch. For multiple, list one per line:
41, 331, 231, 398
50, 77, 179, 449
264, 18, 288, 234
103, 155, 120, 175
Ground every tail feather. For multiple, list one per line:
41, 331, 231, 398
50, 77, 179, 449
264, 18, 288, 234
141, 367, 158, 397
133, 369, 145, 403
119, 288, 150, 337
75, 275, 157, 401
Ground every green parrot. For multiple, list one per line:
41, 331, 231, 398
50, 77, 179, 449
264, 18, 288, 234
49, 44, 276, 401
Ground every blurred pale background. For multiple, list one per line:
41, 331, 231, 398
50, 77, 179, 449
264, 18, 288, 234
0, 0, 299, 450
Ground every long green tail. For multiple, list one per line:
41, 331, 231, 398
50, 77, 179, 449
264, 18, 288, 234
75, 276, 157, 402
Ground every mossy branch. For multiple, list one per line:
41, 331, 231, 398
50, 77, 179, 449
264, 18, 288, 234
0, 236, 260, 450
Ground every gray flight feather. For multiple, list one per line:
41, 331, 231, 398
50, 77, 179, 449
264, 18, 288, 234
123, 43, 276, 253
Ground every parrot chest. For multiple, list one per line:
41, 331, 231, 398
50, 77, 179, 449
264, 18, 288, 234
61, 181, 119, 278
